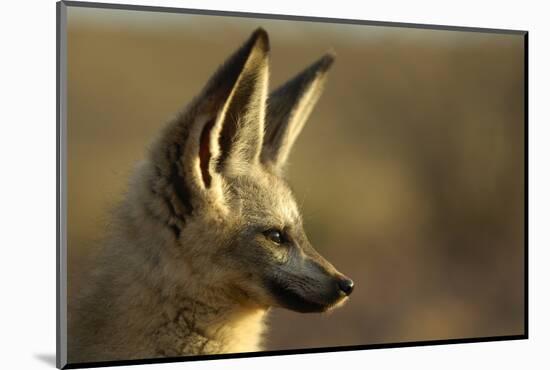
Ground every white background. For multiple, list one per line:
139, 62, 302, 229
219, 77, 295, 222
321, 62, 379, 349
0, 0, 546, 369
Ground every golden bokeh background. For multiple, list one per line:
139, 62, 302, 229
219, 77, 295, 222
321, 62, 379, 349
66, 6, 525, 351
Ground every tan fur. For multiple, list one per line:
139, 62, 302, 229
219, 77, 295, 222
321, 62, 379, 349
68, 29, 352, 364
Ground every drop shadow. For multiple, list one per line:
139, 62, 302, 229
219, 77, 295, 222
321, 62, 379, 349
34, 353, 56, 367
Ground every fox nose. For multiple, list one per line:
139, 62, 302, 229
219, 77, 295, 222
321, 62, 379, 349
338, 277, 354, 296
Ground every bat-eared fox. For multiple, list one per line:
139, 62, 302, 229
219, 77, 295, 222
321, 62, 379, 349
69, 28, 354, 363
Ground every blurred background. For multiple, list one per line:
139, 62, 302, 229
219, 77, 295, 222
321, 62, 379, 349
66, 6, 525, 352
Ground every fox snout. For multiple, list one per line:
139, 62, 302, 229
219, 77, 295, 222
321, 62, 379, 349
262, 244, 355, 313
265, 268, 354, 313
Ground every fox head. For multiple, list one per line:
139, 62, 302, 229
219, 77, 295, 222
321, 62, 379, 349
141, 28, 353, 314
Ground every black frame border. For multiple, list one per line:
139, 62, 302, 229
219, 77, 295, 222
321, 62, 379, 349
64, 335, 526, 369
56, 1, 529, 369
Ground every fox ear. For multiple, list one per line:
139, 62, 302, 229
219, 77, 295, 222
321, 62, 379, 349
150, 29, 269, 211
200, 28, 269, 180
261, 54, 334, 174
191, 29, 269, 183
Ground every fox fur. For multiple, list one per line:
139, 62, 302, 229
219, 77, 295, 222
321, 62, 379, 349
68, 28, 354, 364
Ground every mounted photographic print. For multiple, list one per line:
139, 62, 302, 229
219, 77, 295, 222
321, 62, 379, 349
56, 1, 528, 368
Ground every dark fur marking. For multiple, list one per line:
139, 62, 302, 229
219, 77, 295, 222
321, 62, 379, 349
169, 224, 182, 239
146, 128, 196, 241
141, 200, 182, 240
150, 168, 184, 223
170, 142, 194, 215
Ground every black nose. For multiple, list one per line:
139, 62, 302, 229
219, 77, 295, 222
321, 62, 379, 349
338, 277, 354, 296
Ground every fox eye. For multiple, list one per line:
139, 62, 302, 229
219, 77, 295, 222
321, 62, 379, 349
264, 229, 284, 244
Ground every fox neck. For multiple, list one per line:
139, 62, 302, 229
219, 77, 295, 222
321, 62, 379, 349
155, 259, 268, 355
153, 288, 267, 355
